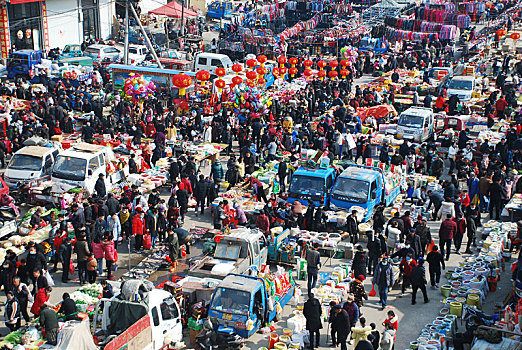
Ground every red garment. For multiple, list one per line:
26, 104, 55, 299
383, 316, 399, 340
132, 215, 145, 236
399, 258, 417, 277
92, 241, 104, 259
256, 214, 270, 236
30, 288, 49, 316
180, 178, 193, 194
459, 193, 470, 207
145, 123, 156, 138
495, 98, 508, 112
452, 217, 467, 236
53, 128, 62, 135
103, 240, 116, 261
439, 218, 457, 240
435, 96, 446, 110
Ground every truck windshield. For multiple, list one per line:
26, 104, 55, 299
8, 154, 42, 171
52, 155, 87, 181
448, 79, 473, 90
288, 175, 325, 198
331, 178, 369, 204
211, 288, 250, 315
8, 55, 28, 68
215, 243, 240, 260
398, 115, 424, 128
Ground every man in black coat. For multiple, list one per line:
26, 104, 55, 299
346, 210, 359, 244
303, 293, 322, 350
330, 304, 351, 350
106, 193, 120, 216
406, 231, 422, 259
488, 178, 506, 220
278, 160, 288, 193
169, 158, 181, 183
129, 154, 138, 174
176, 186, 189, 222
58, 237, 72, 283
410, 257, 429, 305
194, 175, 209, 215
94, 173, 107, 199
367, 232, 382, 275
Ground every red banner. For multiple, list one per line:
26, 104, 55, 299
10, 0, 45, 4
41, 1, 49, 51
0, 6, 10, 58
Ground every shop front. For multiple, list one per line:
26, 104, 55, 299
7, 0, 47, 51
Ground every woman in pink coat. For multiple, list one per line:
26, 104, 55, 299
92, 239, 104, 276
102, 234, 116, 280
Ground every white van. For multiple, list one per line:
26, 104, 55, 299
447, 76, 475, 102
396, 107, 434, 142
51, 143, 127, 195
4, 146, 61, 187
193, 52, 233, 75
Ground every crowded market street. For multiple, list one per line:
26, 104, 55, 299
0, 0, 520, 350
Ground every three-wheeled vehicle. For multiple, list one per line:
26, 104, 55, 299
60, 44, 83, 58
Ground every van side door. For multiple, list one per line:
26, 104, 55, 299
159, 298, 183, 344
43, 155, 53, 176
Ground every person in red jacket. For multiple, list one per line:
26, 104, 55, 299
31, 286, 51, 316
256, 211, 270, 236
495, 95, 508, 119
459, 190, 470, 211
439, 214, 457, 260
132, 209, 146, 252
452, 212, 467, 255
399, 254, 417, 297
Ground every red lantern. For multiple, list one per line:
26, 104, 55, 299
272, 67, 280, 78
289, 67, 298, 77
256, 66, 267, 76
215, 67, 226, 77
304, 69, 313, 77
288, 57, 298, 66
340, 59, 349, 67
246, 59, 257, 69
317, 60, 327, 69
279, 67, 287, 75
329, 60, 339, 69
257, 55, 267, 65
317, 70, 326, 80
247, 80, 255, 88
172, 73, 193, 96
179, 101, 189, 110
328, 70, 338, 80
303, 59, 313, 68
277, 56, 287, 65
258, 78, 266, 85
511, 33, 521, 40
196, 70, 210, 82
215, 79, 226, 91
231, 63, 243, 74
246, 70, 258, 81
340, 68, 349, 78
232, 76, 244, 86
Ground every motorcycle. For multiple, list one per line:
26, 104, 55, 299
196, 319, 244, 350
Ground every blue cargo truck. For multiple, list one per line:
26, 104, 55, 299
329, 164, 404, 222
287, 166, 337, 207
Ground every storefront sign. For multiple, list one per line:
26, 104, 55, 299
0, 6, 10, 58
41, 1, 49, 51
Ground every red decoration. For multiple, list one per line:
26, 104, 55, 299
277, 56, 287, 65
195, 70, 210, 82
231, 63, 243, 74
257, 55, 267, 64
328, 70, 338, 80
231, 76, 243, 86
215, 79, 226, 89
317, 60, 327, 69
215, 67, 226, 77
256, 66, 267, 76
246, 59, 257, 68
247, 81, 255, 88
304, 69, 313, 77
258, 78, 266, 85
329, 60, 339, 69
246, 71, 257, 81
340, 68, 349, 78
511, 33, 521, 40
171, 73, 193, 96
279, 67, 287, 75
289, 67, 298, 77
340, 59, 349, 67
303, 59, 313, 68
317, 70, 326, 79
272, 67, 280, 78
288, 57, 298, 66
179, 101, 189, 110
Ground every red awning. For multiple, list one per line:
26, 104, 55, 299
149, 1, 199, 18
10, 0, 44, 4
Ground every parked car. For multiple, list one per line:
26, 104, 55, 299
128, 45, 148, 65
84, 44, 121, 62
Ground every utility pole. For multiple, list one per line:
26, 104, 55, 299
123, 0, 129, 64
181, 0, 185, 38
129, 2, 164, 69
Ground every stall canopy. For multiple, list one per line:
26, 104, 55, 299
357, 104, 397, 123
149, 1, 199, 18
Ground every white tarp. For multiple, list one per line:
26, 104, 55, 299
55, 319, 97, 350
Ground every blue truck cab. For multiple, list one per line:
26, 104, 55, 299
359, 37, 388, 54
208, 1, 233, 19
287, 166, 337, 207
7, 50, 42, 80
329, 164, 403, 222
208, 273, 295, 338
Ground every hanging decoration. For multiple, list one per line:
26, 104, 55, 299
171, 73, 193, 97
122, 73, 156, 103
232, 63, 243, 74
227, 84, 272, 122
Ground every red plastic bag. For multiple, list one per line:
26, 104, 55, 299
369, 284, 377, 297
114, 249, 118, 263
69, 260, 75, 275
143, 235, 152, 250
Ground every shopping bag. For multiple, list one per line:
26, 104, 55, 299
69, 260, 75, 275
44, 270, 55, 287
114, 249, 118, 263
471, 194, 480, 206
111, 263, 118, 271
143, 235, 152, 250
369, 284, 377, 297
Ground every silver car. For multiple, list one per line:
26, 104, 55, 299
84, 44, 121, 62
